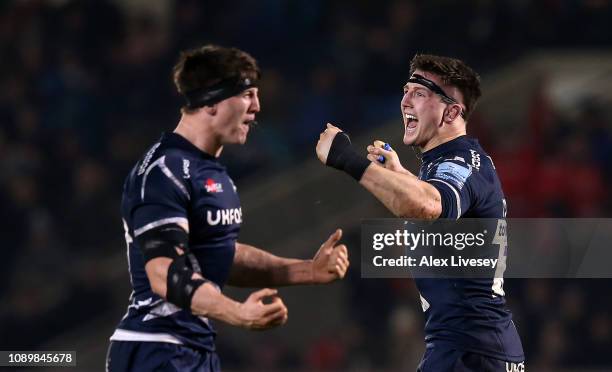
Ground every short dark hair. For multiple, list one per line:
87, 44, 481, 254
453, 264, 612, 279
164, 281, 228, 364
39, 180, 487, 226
409, 54, 482, 119
173, 45, 260, 113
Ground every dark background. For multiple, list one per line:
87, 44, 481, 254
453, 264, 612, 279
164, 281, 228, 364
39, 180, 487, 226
1, 0, 611, 370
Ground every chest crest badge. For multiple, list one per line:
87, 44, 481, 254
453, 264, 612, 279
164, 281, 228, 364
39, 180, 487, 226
204, 178, 224, 193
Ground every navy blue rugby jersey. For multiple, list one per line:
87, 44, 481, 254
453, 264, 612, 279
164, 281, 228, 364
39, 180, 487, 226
110, 132, 241, 351
415, 135, 524, 362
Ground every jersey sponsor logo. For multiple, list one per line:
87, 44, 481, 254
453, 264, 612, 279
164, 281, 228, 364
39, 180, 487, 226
182, 159, 190, 179
505, 361, 525, 372
204, 178, 223, 193
206, 208, 242, 226
434, 161, 472, 189
137, 142, 161, 175
470, 149, 481, 169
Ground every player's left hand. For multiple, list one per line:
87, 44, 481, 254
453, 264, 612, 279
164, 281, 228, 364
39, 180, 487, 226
316, 123, 344, 164
366, 140, 408, 174
311, 229, 349, 283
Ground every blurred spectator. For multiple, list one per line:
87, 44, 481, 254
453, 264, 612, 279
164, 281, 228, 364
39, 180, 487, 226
1, 0, 611, 369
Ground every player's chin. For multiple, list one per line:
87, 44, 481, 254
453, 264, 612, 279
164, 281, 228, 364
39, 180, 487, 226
236, 134, 248, 145
236, 125, 250, 144
224, 134, 248, 145
403, 123, 419, 145
403, 130, 417, 145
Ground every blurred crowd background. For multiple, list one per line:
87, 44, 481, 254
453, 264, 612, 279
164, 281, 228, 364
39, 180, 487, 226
1, 0, 611, 370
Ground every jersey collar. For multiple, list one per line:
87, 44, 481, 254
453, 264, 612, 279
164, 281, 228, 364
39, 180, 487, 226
161, 132, 219, 161
421, 135, 475, 163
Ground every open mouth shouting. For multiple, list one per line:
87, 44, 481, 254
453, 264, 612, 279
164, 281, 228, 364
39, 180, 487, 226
243, 118, 257, 127
405, 113, 418, 135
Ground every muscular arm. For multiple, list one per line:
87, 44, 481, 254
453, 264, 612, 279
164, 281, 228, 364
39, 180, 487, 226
146, 257, 287, 329
227, 243, 314, 287
229, 230, 348, 287
316, 124, 441, 220
142, 220, 287, 329
146, 258, 244, 325
359, 163, 442, 219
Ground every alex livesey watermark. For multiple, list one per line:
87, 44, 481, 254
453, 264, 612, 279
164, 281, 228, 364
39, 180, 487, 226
361, 219, 612, 279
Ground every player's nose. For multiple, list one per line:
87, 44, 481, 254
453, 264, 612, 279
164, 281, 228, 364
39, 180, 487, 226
401, 91, 412, 108
250, 92, 261, 113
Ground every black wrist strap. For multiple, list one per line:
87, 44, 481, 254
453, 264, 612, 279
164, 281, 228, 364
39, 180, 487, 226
326, 132, 371, 181
166, 255, 207, 310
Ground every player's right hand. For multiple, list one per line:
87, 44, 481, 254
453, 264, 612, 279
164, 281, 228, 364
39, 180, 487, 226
238, 288, 288, 330
316, 123, 343, 164
366, 140, 407, 174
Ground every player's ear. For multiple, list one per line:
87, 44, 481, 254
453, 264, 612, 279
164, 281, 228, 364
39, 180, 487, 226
444, 105, 461, 122
203, 105, 217, 116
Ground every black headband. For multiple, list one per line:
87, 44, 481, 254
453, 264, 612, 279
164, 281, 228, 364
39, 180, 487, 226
408, 74, 465, 118
184, 77, 257, 109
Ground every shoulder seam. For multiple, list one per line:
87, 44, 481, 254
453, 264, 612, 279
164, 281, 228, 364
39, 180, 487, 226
141, 155, 191, 201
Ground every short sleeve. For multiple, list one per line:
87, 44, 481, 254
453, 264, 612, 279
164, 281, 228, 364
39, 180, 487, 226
132, 155, 191, 237
426, 160, 473, 219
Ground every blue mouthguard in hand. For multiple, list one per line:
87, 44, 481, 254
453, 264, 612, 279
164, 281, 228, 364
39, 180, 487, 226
378, 143, 392, 163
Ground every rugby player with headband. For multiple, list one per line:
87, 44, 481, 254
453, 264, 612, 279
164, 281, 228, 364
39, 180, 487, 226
316, 54, 524, 371
184, 75, 258, 114
107, 45, 350, 372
